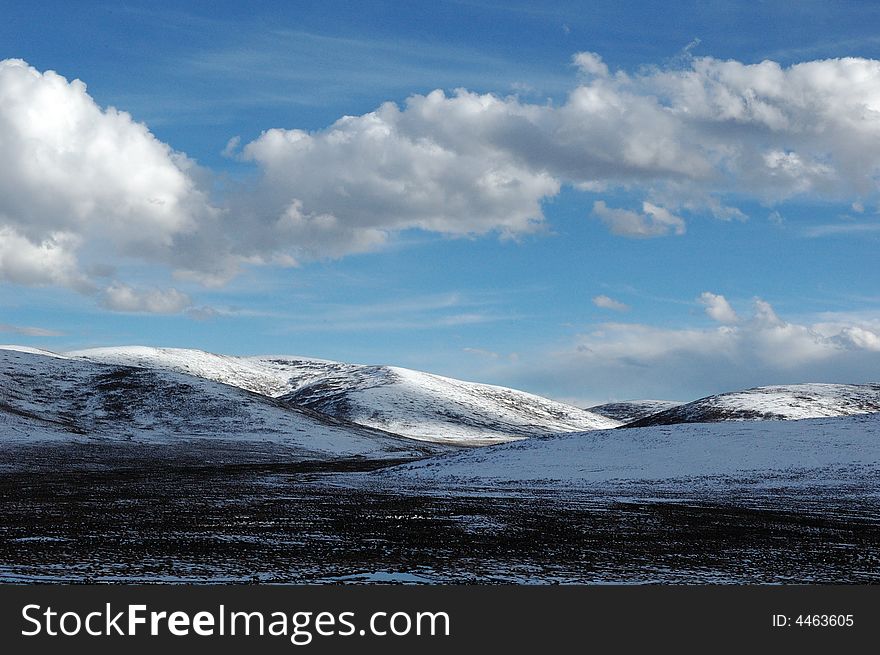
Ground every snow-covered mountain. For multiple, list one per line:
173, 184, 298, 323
0, 346, 440, 460
69, 346, 620, 444
624, 383, 880, 427
387, 413, 880, 486
587, 400, 683, 424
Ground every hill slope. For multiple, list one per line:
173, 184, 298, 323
387, 413, 880, 486
624, 383, 880, 428
587, 400, 683, 424
0, 346, 440, 460
69, 346, 620, 444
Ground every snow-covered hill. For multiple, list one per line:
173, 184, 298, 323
624, 383, 880, 428
0, 346, 440, 460
587, 400, 683, 424
387, 413, 880, 486
69, 346, 620, 444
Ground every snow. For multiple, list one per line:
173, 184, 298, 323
388, 413, 880, 486
0, 348, 440, 460
0, 344, 67, 358
67, 346, 306, 397
627, 383, 880, 427
69, 346, 620, 444
320, 365, 620, 444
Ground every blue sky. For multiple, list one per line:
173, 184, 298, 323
2, 0, 880, 404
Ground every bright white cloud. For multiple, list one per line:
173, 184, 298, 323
699, 292, 739, 324
231, 51, 880, 262
592, 294, 630, 311
0, 59, 220, 305
6, 54, 880, 308
238, 90, 560, 260
100, 283, 192, 314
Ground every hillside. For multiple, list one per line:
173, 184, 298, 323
69, 346, 620, 444
587, 400, 683, 424
0, 346, 440, 460
624, 383, 880, 428
387, 413, 880, 486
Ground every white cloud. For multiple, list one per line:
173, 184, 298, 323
100, 283, 192, 314
509, 299, 880, 402
699, 292, 739, 324
573, 52, 609, 78
221, 135, 241, 158
592, 201, 686, 237
0, 59, 219, 295
592, 294, 630, 311
0, 227, 90, 291
6, 54, 880, 306
233, 52, 880, 260
238, 90, 560, 261
833, 326, 880, 351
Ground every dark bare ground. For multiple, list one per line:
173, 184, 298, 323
0, 442, 879, 584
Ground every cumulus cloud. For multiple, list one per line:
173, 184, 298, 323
699, 292, 739, 324
511, 298, 880, 402
100, 283, 192, 314
237, 91, 560, 260
0, 59, 220, 302
573, 51, 609, 77
0, 227, 90, 291
229, 51, 880, 263
6, 54, 880, 308
592, 294, 630, 311
592, 201, 686, 237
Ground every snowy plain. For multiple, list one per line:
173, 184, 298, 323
386, 413, 880, 488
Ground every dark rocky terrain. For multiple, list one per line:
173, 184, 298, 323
587, 400, 683, 424
1, 441, 879, 583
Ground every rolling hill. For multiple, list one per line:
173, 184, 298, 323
69, 346, 620, 444
623, 383, 880, 428
0, 346, 440, 460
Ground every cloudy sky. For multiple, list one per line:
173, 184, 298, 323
3, 0, 880, 404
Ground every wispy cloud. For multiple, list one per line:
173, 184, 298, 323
273, 291, 519, 333
463, 346, 520, 362
592, 295, 629, 312
0, 323, 63, 337
803, 222, 880, 237
177, 26, 572, 109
